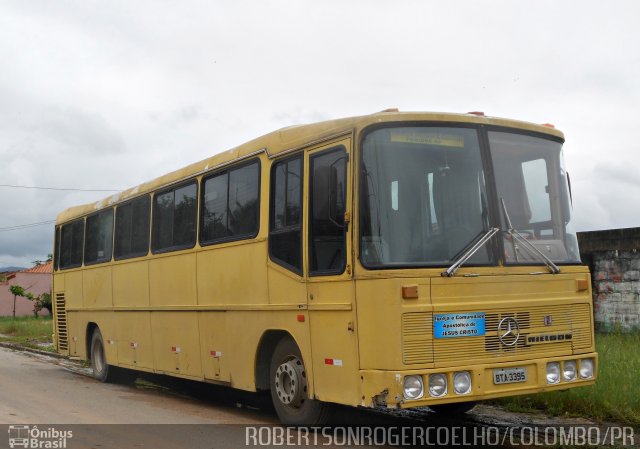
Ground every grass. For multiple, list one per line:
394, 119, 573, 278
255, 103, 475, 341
497, 331, 640, 426
0, 316, 53, 347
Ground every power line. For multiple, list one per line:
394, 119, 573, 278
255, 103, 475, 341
0, 184, 121, 192
0, 220, 55, 232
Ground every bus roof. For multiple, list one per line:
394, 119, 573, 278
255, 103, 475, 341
55, 111, 564, 224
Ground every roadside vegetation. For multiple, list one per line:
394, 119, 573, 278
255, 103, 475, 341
0, 316, 54, 351
497, 331, 640, 426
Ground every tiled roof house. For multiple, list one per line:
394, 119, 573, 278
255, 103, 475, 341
0, 261, 52, 316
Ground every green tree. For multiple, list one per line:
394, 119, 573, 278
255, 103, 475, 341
41, 292, 52, 314
8, 285, 25, 318
30, 255, 52, 266
29, 292, 52, 317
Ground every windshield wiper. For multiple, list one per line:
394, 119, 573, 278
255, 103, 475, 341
442, 227, 500, 277
500, 198, 560, 274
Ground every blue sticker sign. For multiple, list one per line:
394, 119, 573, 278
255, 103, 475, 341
434, 312, 486, 338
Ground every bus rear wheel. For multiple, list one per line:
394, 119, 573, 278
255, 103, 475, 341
90, 328, 137, 384
90, 328, 112, 382
269, 337, 330, 425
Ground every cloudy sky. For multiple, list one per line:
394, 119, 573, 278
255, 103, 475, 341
1, 1, 639, 268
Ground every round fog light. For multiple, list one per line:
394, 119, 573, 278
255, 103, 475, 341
563, 360, 577, 381
453, 371, 472, 395
403, 375, 424, 400
429, 373, 448, 397
546, 362, 560, 384
580, 358, 594, 379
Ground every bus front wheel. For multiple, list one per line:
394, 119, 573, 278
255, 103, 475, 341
269, 336, 330, 425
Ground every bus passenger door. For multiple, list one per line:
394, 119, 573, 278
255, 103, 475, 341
305, 139, 360, 406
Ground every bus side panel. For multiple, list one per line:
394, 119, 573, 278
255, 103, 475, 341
197, 241, 268, 305
151, 312, 202, 378
74, 311, 117, 363
198, 311, 231, 382
113, 261, 150, 307
82, 266, 113, 308
116, 312, 154, 370
149, 254, 197, 306
222, 310, 313, 393
66, 311, 79, 357
96, 312, 118, 364
267, 266, 307, 305
53, 272, 65, 292
65, 271, 83, 310
64, 271, 83, 357
307, 281, 360, 406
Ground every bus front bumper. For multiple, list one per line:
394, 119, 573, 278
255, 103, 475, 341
360, 353, 598, 409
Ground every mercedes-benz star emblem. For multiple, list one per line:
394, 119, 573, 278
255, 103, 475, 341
498, 317, 520, 347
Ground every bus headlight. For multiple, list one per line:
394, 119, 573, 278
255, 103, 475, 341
546, 362, 560, 384
579, 358, 594, 379
403, 375, 424, 400
563, 360, 577, 381
428, 373, 448, 397
453, 371, 472, 395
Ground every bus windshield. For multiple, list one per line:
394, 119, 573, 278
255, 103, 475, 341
360, 126, 490, 267
489, 131, 580, 264
360, 125, 580, 268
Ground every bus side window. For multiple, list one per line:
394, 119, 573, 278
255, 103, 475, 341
84, 209, 114, 265
201, 160, 260, 244
53, 226, 60, 271
228, 163, 260, 236
309, 147, 347, 275
114, 195, 151, 260
202, 172, 230, 241
60, 218, 85, 269
152, 182, 197, 253
269, 155, 303, 274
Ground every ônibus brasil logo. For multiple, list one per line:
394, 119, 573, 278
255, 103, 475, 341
8, 425, 73, 449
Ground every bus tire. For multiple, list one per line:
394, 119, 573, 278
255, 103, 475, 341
90, 328, 112, 383
430, 401, 477, 415
269, 336, 330, 425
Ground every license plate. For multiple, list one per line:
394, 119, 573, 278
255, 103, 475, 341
493, 367, 528, 385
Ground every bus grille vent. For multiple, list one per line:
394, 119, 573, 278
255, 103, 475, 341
402, 312, 434, 364
433, 305, 592, 364
55, 293, 68, 351
484, 312, 530, 352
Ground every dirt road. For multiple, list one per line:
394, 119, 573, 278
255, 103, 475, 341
0, 346, 274, 425
0, 346, 281, 448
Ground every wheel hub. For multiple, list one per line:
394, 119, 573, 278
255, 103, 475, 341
274, 358, 306, 407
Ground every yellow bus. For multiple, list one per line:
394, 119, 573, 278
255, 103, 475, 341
52, 110, 597, 425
